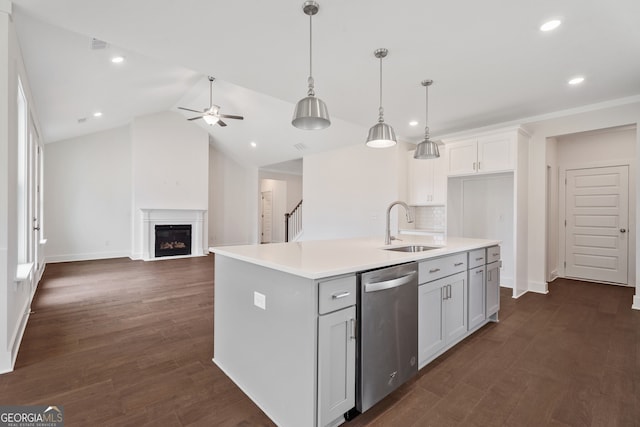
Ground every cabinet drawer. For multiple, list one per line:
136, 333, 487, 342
468, 249, 486, 269
419, 253, 467, 283
319, 276, 356, 314
487, 246, 501, 263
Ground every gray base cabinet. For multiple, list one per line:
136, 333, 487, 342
486, 261, 501, 317
468, 265, 486, 330
318, 306, 356, 427
418, 271, 467, 367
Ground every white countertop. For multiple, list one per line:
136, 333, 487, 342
210, 236, 500, 280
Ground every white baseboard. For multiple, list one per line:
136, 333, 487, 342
46, 251, 131, 263
512, 288, 528, 299
633, 295, 640, 311
529, 281, 549, 294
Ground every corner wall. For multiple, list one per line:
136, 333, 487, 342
44, 126, 132, 262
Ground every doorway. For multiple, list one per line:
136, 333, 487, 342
562, 165, 629, 284
261, 191, 273, 244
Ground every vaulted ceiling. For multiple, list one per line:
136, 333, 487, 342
11, 0, 640, 168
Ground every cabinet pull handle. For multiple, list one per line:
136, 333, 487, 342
454, 262, 464, 267
488, 271, 492, 281
429, 268, 441, 273
492, 253, 499, 257
441, 287, 445, 301
475, 257, 484, 261
478, 161, 481, 170
331, 291, 351, 300
473, 162, 476, 171
476, 269, 483, 275
350, 318, 357, 340
448, 284, 452, 299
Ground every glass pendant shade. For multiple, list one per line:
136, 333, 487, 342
414, 138, 440, 159
366, 121, 397, 148
292, 95, 331, 130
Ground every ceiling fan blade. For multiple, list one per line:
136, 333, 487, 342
217, 120, 228, 127
178, 107, 204, 113
220, 114, 244, 120
188, 116, 204, 121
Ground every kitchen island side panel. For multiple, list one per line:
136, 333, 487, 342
213, 255, 318, 426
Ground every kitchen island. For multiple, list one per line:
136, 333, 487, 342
210, 236, 501, 427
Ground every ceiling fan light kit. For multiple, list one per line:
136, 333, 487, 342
292, 1, 331, 130
178, 76, 244, 127
414, 79, 440, 159
366, 48, 397, 148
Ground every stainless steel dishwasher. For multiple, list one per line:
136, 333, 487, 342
356, 262, 418, 413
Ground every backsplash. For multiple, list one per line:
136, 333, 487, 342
413, 206, 446, 231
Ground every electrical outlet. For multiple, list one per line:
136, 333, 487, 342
254, 291, 266, 310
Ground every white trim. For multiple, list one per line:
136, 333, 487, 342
46, 251, 131, 264
528, 281, 549, 294
433, 96, 640, 141
512, 288, 528, 299
633, 295, 640, 310
15, 262, 33, 282
8, 297, 31, 372
0, 0, 12, 15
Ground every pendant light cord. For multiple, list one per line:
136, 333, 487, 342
307, 14, 315, 96
378, 55, 384, 122
424, 84, 430, 138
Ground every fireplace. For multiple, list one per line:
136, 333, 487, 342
155, 224, 192, 258
139, 209, 205, 260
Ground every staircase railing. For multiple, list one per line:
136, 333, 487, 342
285, 200, 303, 243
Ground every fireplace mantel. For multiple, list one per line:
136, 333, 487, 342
140, 209, 206, 261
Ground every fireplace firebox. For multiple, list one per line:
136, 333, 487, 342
155, 224, 192, 258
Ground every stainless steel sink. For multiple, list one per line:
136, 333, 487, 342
383, 245, 438, 253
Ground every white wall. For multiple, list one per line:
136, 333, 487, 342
131, 111, 209, 258
552, 125, 636, 285
524, 101, 640, 307
44, 126, 132, 262
208, 145, 259, 246
546, 137, 558, 281
303, 142, 406, 241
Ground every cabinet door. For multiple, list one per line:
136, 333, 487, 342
477, 133, 514, 173
444, 272, 467, 343
468, 266, 486, 330
418, 282, 445, 366
318, 306, 356, 427
486, 261, 500, 317
408, 151, 435, 205
446, 139, 477, 176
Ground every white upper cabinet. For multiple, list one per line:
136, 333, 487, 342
407, 150, 447, 205
445, 131, 516, 177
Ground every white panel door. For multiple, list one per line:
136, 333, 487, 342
261, 191, 273, 243
565, 166, 629, 284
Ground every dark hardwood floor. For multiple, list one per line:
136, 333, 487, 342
1, 256, 638, 426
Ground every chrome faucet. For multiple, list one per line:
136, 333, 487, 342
385, 201, 414, 245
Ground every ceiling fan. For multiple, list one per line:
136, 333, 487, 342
178, 76, 244, 127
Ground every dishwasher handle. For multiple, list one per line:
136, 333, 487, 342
364, 271, 416, 293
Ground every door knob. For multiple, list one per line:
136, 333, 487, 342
620, 228, 626, 233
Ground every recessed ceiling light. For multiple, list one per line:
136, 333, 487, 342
568, 76, 585, 85
111, 56, 125, 64
93, 111, 103, 117
540, 19, 561, 32
409, 120, 419, 126
250, 141, 257, 148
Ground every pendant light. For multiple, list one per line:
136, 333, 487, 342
292, 1, 331, 130
414, 79, 440, 159
366, 48, 397, 148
